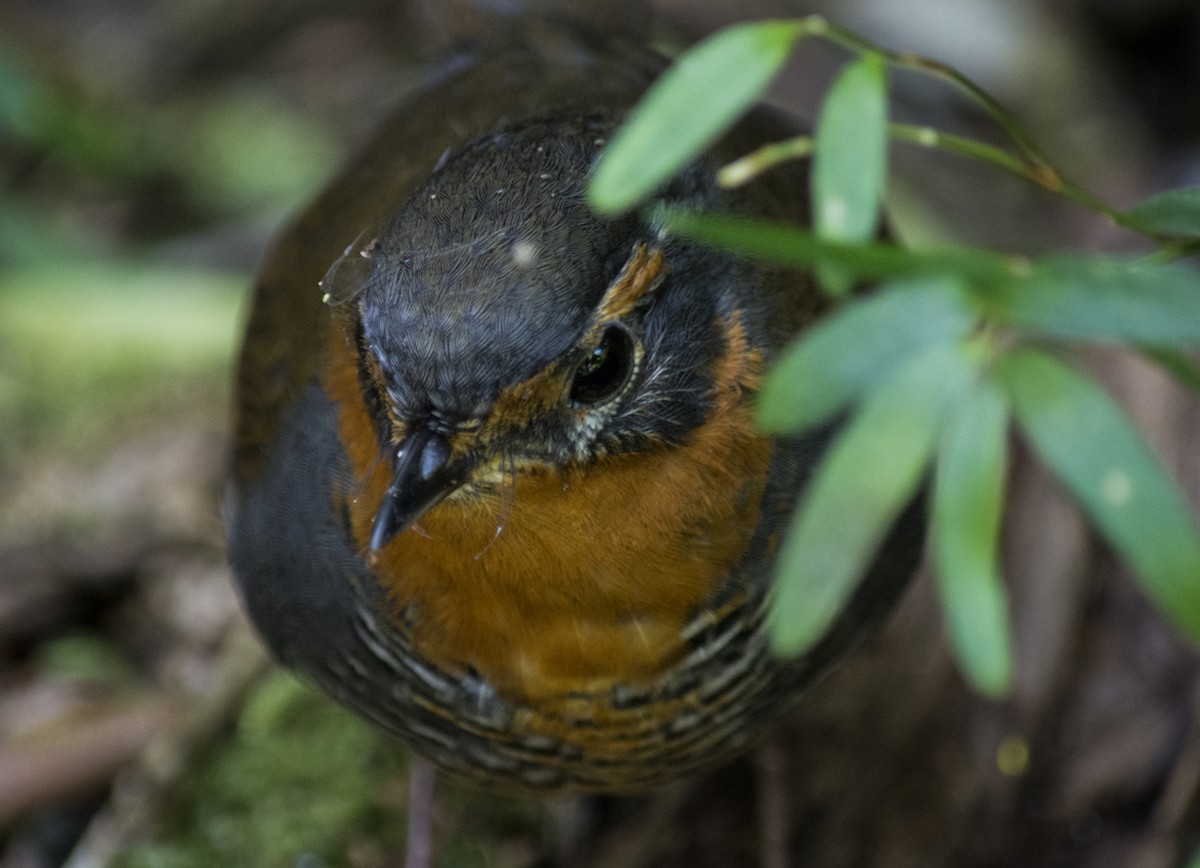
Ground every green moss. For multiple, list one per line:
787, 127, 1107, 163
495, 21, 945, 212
119, 673, 409, 868
118, 672, 547, 867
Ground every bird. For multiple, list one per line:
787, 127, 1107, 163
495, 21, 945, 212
228, 21, 922, 825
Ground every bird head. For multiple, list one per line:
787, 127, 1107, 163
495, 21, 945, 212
339, 113, 804, 551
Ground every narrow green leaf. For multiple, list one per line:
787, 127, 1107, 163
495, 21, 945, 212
812, 54, 889, 294
999, 349, 1200, 640
770, 342, 976, 655
993, 256, 1200, 345
1124, 187, 1200, 239
758, 276, 977, 433
655, 207, 1014, 284
933, 381, 1013, 697
588, 21, 804, 213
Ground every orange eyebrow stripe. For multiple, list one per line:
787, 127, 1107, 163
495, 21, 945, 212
597, 243, 666, 322
486, 243, 666, 433
489, 363, 568, 433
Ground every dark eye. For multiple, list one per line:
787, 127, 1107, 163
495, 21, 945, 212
570, 325, 634, 406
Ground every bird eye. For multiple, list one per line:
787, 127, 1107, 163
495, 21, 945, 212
570, 325, 634, 406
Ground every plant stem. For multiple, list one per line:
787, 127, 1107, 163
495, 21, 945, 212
718, 137, 814, 188
887, 124, 1127, 223
796, 17, 1183, 246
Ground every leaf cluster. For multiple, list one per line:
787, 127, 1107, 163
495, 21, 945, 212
588, 19, 1200, 697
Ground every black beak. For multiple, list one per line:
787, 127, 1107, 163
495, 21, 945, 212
369, 425, 465, 552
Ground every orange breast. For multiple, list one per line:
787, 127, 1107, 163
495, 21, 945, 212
324, 312, 773, 704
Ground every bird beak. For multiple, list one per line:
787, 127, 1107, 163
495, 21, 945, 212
369, 424, 466, 551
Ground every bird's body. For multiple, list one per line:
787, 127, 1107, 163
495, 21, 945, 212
229, 33, 921, 793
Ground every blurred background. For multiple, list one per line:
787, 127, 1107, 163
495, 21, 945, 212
1, 1, 1199, 866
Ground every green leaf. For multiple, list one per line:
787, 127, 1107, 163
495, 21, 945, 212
758, 276, 977, 433
932, 381, 1013, 697
769, 342, 977, 655
999, 349, 1200, 640
1124, 187, 1200, 239
813, 54, 889, 241
993, 256, 1200, 345
655, 207, 1014, 284
812, 54, 889, 294
588, 21, 803, 213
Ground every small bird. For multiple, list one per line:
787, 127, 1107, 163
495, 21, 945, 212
228, 29, 921, 804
